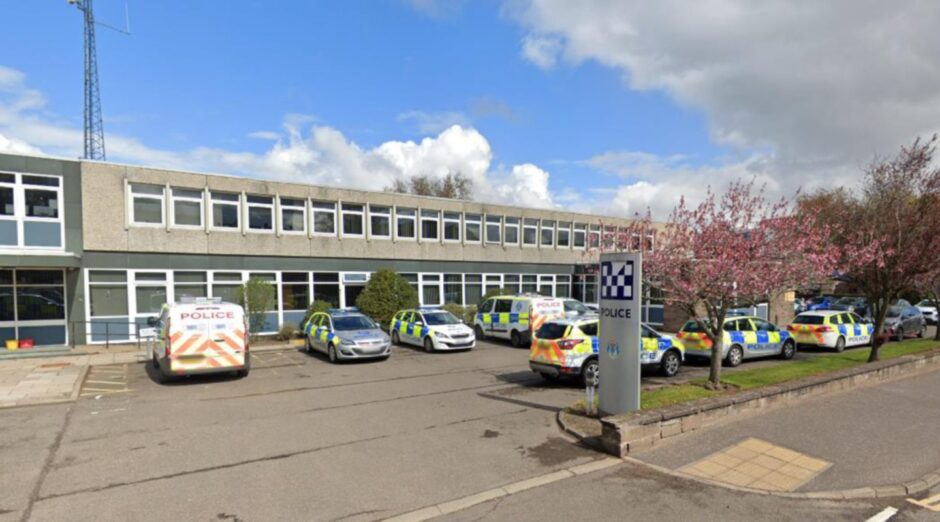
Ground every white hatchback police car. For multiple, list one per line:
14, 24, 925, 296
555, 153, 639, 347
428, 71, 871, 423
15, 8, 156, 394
391, 307, 476, 352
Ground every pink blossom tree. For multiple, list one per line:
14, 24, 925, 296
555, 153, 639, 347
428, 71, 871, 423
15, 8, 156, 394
914, 268, 940, 341
631, 180, 838, 388
801, 136, 940, 359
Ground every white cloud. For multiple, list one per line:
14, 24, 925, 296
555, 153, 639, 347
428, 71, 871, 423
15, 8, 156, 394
397, 110, 472, 134
509, 0, 940, 215
0, 66, 554, 210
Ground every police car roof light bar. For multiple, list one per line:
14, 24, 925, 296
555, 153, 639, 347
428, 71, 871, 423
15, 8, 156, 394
179, 296, 223, 305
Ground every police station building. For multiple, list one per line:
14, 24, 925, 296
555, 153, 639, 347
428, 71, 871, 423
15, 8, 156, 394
0, 152, 662, 349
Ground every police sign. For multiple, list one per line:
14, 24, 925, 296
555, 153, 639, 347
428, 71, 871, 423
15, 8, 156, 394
599, 252, 642, 414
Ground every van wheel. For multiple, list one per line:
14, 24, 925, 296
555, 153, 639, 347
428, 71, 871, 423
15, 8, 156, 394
391, 331, 401, 346
581, 358, 599, 388
660, 350, 681, 377
781, 340, 796, 360
474, 325, 487, 341
423, 336, 435, 353
834, 336, 845, 352
328, 343, 339, 363
151, 352, 159, 369
510, 330, 522, 348
236, 356, 250, 378
725, 345, 743, 367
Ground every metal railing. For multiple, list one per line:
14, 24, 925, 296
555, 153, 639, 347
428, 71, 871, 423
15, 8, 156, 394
68, 320, 156, 350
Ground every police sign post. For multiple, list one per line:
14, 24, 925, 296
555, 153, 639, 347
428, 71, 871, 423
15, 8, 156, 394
598, 252, 642, 414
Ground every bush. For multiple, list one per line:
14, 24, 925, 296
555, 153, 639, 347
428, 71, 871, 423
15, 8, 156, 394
355, 269, 419, 329
236, 277, 276, 340
443, 303, 477, 325
303, 300, 333, 325
277, 323, 298, 341
482, 287, 519, 302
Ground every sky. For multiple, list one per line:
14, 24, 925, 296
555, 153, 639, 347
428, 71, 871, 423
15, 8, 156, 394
2, 0, 939, 218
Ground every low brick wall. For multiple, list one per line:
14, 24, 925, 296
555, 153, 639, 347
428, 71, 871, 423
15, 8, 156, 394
600, 349, 940, 457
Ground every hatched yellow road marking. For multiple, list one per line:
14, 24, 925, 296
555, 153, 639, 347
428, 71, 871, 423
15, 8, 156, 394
907, 493, 940, 512
80, 364, 131, 397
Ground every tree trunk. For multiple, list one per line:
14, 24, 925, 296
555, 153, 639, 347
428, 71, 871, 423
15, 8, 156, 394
932, 298, 940, 341
868, 299, 889, 363
707, 332, 723, 388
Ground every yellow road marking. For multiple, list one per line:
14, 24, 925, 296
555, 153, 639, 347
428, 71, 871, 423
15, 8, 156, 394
907, 493, 940, 512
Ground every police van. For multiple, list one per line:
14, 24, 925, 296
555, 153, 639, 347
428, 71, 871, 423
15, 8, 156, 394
148, 297, 249, 382
473, 294, 566, 347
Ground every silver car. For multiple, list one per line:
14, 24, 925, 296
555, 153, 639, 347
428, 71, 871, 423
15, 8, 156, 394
303, 309, 391, 363
884, 305, 927, 341
562, 298, 594, 319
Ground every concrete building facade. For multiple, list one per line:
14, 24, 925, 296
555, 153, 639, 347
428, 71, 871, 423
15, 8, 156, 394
0, 152, 662, 348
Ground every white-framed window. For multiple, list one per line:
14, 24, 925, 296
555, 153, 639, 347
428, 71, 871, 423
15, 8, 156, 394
631, 232, 642, 251
557, 221, 571, 248
523, 218, 538, 247
485, 215, 502, 244
555, 274, 571, 298
0, 173, 65, 250
540, 220, 555, 247
420, 209, 439, 241
504, 217, 519, 245
170, 187, 203, 229
129, 183, 164, 226
341, 203, 364, 237
443, 212, 461, 242
573, 223, 587, 249
210, 191, 240, 230
538, 274, 555, 296
280, 197, 306, 234
369, 205, 391, 239
420, 273, 442, 305
246, 195, 274, 232
588, 224, 601, 249
311, 201, 336, 236
464, 213, 481, 243
396, 207, 416, 240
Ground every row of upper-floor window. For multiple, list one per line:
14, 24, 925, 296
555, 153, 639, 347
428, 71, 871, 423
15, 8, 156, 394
126, 183, 654, 250
0, 172, 65, 250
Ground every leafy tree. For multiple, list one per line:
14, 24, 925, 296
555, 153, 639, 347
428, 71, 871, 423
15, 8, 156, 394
800, 136, 940, 360
355, 269, 419, 329
236, 277, 276, 340
632, 180, 837, 389
386, 173, 473, 200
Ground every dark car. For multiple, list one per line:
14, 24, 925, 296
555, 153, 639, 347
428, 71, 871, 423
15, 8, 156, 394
806, 295, 837, 312
884, 306, 926, 341
830, 296, 869, 319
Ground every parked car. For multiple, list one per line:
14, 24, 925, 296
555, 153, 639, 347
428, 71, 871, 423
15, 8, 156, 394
562, 298, 593, 319
786, 311, 873, 352
390, 307, 475, 352
303, 308, 391, 363
915, 300, 938, 325
805, 295, 837, 311
884, 306, 926, 342
584, 303, 599, 313
528, 317, 683, 386
474, 294, 566, 347
829, 297, 870, 319
677, 316, 796, 367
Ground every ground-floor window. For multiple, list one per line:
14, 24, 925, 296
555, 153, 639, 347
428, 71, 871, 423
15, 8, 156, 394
0, 269, 66, 347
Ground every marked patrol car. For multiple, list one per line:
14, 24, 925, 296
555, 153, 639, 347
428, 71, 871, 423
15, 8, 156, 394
474, 294, 566, 347
148, 298, 249, 382
390, 307, 476, 352
786, 311, 874, 351
677, 316, 795, 367
302, 308, 391, 363
528, 317, 684, 386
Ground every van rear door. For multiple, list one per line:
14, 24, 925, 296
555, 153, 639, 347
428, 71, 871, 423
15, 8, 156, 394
170, 305, 245, 373
529, 298, 566, 332
205, 305, 245, 368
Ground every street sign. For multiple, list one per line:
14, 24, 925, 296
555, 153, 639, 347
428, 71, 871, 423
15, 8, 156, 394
598, 252, 642, 414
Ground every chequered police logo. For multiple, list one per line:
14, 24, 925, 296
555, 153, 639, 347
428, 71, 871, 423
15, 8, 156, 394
601, 261, 634, 301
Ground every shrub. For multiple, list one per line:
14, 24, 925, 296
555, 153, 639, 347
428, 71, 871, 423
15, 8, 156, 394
355, 269, 419, 329
277, 323, 298, 341
443, 303, 477, 324
303, 300, 333, 325
236, 277, 276, 340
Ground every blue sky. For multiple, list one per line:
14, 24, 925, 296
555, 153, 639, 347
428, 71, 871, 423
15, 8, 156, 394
2, 1, 936, 217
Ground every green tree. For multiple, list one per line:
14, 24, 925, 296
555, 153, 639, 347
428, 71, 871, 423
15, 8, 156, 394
355, 269, 419, 329
236, 277, 276, 340
386, 172, 473, 200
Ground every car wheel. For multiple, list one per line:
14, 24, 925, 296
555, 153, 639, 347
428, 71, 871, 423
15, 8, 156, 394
304, 335, 313, 353
328, 343, 339, 363
834, 336, 845, 353
423, 336, 435, 353
725, 345, 743, 367
895, 328, 904, 343
391, 331, 401, 346
474, 325, 487, 341
781, 340, 796, 360
660, 350, 681, 377
236, 356, 251, 378
539, 372, 559, 383
581, 358, 600, 388
510, 330, 522, 348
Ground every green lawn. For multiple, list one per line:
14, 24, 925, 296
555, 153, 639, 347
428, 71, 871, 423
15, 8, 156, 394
640, 339, 940, 410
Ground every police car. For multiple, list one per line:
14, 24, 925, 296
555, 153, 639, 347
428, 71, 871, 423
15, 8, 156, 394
528, 317, 684, 386
677, 316, 795, 367
786, 311, 873, 351
474, 294, 566, 347
302, 308, 391, 363
390, 307, 476, 352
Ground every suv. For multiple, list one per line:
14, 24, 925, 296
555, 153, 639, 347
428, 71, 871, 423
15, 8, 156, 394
391, 307, 476, 352
303, 308, 391, 363
474, 295, 565, 347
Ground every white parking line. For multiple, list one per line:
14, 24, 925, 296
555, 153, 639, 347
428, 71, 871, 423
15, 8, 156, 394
865, 506, 898, 522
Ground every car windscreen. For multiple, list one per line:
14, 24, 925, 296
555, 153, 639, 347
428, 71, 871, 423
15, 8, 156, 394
423, 312, 461, 326
565, 300, 588, 313
332, 316, 377, 331
886, 307, 902, 318
681, 320, 707, 332
792, 315, 825, 325
835, 297, 857, 305
536, 322, 570, 340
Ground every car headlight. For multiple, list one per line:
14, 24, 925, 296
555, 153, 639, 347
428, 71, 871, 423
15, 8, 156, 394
340, 338, 356, 346
435, 332, 451, 339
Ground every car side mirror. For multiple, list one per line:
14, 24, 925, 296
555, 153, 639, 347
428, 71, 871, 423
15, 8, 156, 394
415, 321, 423, 326
146, 316, 158, 327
